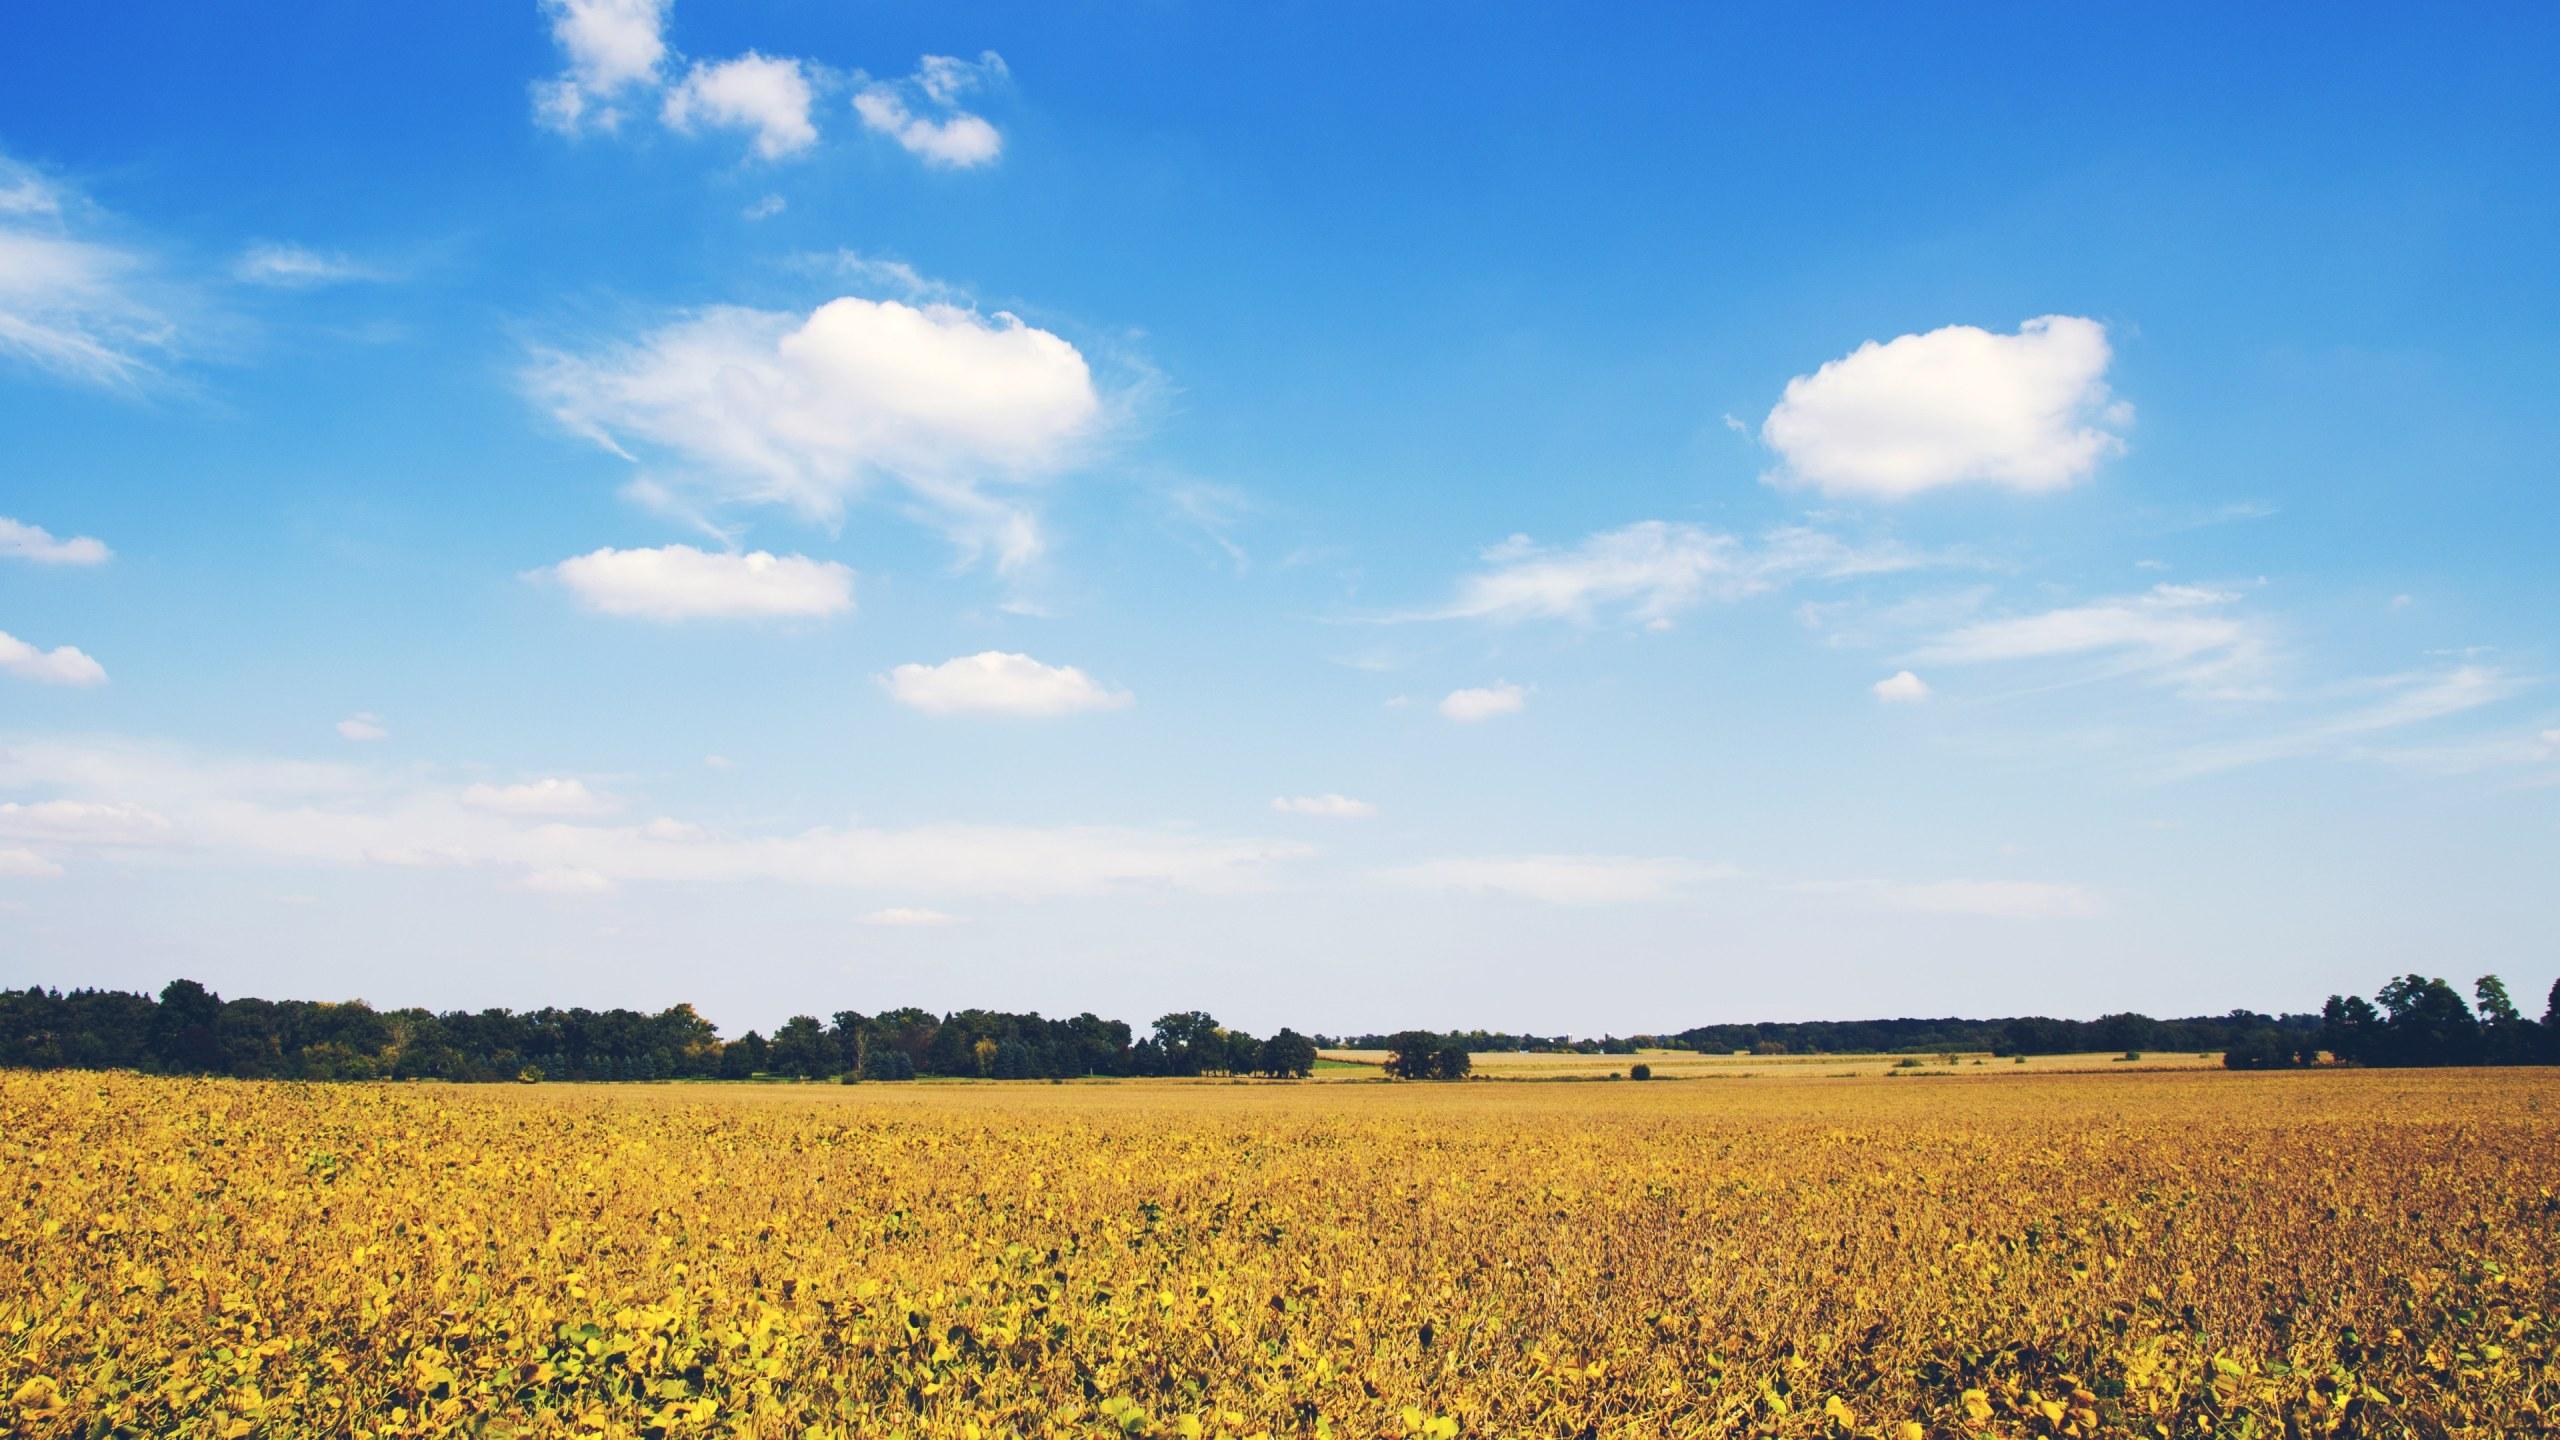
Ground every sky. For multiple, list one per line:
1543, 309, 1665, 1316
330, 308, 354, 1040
3, 1, 2557, 1038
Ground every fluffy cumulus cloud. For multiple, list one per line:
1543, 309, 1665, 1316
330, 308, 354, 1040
1271, 793, 1376, 819
531, 0, 670, 134
1419, 521, 1926, 627
530, 297, 1101, 568
854, 53, 1008, 169
1439, 683, 1525, 722
1872, 670, 1930, 703
881, 652, 1132, 717
0, 158, 181, 389
542, 545, 854, 621
460, 778, 618, 817
0, 630, 106, 687
531, 4, 1008, 167
1762, 316, 2130, 499
662, 53, 818, 160
1912, 583, 2269, 698
0, 736, 1305, 899
336, 712, 389, 742
0, 516, 110, 566
1378, 854, 1731, 905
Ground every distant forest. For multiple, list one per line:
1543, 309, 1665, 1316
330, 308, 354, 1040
0, 972, 2552, 1083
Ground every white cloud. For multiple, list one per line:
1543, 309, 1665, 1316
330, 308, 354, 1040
663, 53, 818, 160
0, 159, 180, 389
0, 630, 106, 687
0, 516, 110, 566
1763, 315, 2129, 499
0, 847, 62, 879
232, 243, 385, 288
1272, 793, 1376, 819
0, 735, 1307, 899
0, 799, 173, 844
521, 865, 614, 895
529, 295, 1101, 569
532, 0, 669, 134
461, 777, 618, 817
2163, 665, 2524, 779
854, 53, 1007, 169
1912, 583, 2270, 697
1379, 854, 1731, 905
703, 753, 735, 770
542, 544, 854, 621
1417, 521, 1927, 627
336, 712, 389, 742
743, 193, 786, 221
1872, 670, 1930, 703
1440, 683, 1525, 722
881, 652, 1131, 717
864, 906, 955, 927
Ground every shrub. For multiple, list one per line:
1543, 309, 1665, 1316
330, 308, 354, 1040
1629, 1063, 1652, 1081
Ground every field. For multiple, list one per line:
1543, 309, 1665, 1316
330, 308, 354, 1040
3, 1069, 2555, 1439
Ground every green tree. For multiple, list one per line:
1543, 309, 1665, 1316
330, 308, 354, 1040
769, 1015, 834, 1078
1256, 1029, 1318, 1078
1151, 1011, 1222, 1075
149, 979, 224, 1074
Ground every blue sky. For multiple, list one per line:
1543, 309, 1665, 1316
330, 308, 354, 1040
3, 1, 2556, 1036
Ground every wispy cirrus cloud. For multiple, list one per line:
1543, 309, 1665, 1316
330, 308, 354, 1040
1406, 521, 1931, 629
2161, 665, 2526, 780
1910, 583, 2274, 699
0, 157, 183, 390
0, 735, 1306, 899
232, 242, 390, 288
1378, 853, 1735, 905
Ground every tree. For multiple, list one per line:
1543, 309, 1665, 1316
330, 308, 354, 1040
720, 1030, 768, 1079
2374, 975, 2479, 1066
769, 1015, 834, 1079
2476, 976, 2527, 1063
1384, 1032, 1471, 1080
1434, 1040, 1473, 1080
149, 980, 224, 1074
1256, 1029, 1318, 1079
1629, 1062, 1653, 1081
1151, 1011, 1222, 1076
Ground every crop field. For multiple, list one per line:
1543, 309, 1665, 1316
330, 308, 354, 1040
3, 1069, 2555, 1439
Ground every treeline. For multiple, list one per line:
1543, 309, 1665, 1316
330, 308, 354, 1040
0, 983, 1318, 1083
2224, 974, 2560, 1070
1335, 1013, 2327, 1059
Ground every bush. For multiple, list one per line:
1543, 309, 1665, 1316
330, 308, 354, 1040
1629, 1063, 1652, 1081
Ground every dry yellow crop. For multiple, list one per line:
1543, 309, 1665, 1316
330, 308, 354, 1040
2, 1068, 2554, 1438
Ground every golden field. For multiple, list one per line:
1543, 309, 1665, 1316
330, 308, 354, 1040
3, 1069, 2555, 1439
